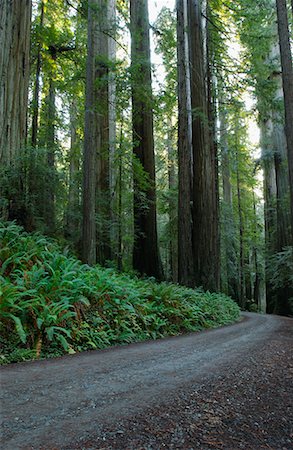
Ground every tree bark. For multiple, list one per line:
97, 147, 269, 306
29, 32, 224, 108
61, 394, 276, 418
261, 119, 278, 314
236, 148, 245, 309
96, 0, 112, 264
220, 106, 238, 300
0, 0, 31, 165
177, 0, 195, 287
130, 0, 163, 279
31, 1, 44, 148
44, 72, 56, 233
273, 111, 291, 250
252, 193, 261, 307
82, 0, 100, 265
188, 0, 220, 291
117, 120, 123, 271
66, 101, 80, 242
206, 1, 220, 290
82, 0, 114, 264
167, 117, 178, 282
276, 0, 293, 244
109, 0, 117, 261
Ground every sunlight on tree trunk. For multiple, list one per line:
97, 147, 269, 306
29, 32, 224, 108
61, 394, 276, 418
0, 0, 31, 165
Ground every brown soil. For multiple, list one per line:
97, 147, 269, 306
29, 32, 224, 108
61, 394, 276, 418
1, 313, 292, 449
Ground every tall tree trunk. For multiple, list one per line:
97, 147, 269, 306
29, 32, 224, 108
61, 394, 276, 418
117, 122, 123, 272
82, 0, 114, 265
206, 2, 220, 290
167, 118, 178, 282
188, 0, 219, 291
220, 106, 238, 300
44, 73, 56, 233
130, 0, 163, 279
236, 148, 245, 308
96, 0, 112, 264
273, 110, 291, 250
252, 193, 261, 307
273, 123, 293, 315
0, 0, 31, 165
109, 0, 117, 261
276, 0, 293, 244
66, 101, 80, 242
177, 0, 195, 287
261, 120, 278, 313
31, 1, 44, 148
262, 42, 292, 315
82, 0, 100, 265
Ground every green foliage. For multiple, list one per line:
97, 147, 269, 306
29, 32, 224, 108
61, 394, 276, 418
267, 246, 293, 291
0, 222, 240, 364
0, 222, 89, 359
0, 147, 63, 234
266, 246, 293, 315
153, 6, 178, 280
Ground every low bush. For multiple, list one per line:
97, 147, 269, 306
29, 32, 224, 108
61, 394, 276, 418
0, 221, 240, 364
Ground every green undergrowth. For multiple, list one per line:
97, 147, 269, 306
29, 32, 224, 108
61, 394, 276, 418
0, 221, 240, 364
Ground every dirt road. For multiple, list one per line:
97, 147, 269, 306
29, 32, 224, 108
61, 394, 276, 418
1, 313, 292, 449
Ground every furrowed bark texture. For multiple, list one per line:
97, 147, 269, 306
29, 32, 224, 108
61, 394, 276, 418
220, 106, 238, 301
261, 120, 278, 314
276, 0, 293, 244
167, 118, 178, 283
108, 0, 117, 261
236, 147, 245, 309
44, 74, 56, 233
96, 0, 111, 264
177, 0, 195, 287
0, 0, 31, 165
130, 0, 163, 279
206, 2, 220, 290
31, 1, 44, 148
82, 0, 100, 265
66, 101, 81, 242
188, 0, 219, 291
82, 0, 114, 265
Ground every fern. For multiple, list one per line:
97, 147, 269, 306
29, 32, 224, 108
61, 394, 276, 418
0, 221, 240, 364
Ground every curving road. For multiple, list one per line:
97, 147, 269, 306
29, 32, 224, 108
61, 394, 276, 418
1, 313, 292, 449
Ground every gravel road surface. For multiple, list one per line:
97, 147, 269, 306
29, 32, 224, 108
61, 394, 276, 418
1, 312, 292, 449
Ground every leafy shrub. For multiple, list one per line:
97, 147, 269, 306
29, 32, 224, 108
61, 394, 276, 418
0, 147, 63, 233
267, 246, 293, 315
267, 246, 293, 290
0, 221, 240, 364
0, 222, 89, 358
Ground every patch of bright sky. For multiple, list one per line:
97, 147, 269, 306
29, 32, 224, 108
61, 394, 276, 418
149, 0, 175, 22
149, 0, 175, 90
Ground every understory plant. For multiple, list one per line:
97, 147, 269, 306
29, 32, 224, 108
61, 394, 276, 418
0, 221, 240, 364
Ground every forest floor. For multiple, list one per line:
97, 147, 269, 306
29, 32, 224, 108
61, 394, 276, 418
1, 312, 292, 450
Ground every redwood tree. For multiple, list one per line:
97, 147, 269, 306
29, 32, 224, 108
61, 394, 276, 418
177, 0, 195, 287
276, 0, 293, 244
130, 0, 163, 279
188, 0, 220, 291
82, 0, 99, 264
31, 1, 44, 148
0, 0, 32, 165
82, 0, 114, 265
